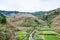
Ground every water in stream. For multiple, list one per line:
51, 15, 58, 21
29, 30, 35, 40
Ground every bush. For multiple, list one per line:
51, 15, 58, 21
0, 13, 6, 24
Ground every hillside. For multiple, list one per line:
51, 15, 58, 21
0, 8, 60, 40
5, 14, 48, 40
0, 8, 60, 23
0, 13, 12, 40
7, 14, 47, 30
50, 15, 60, 37
0, 10, 47, 20
0, 10, 20, 15
43, 8, 60, 23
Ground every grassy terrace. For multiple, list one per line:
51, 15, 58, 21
33, 26, 60, 40
15, 30, 28, 40
45, 35, 60, 40
35, 30, 57, 35
14, 27, 34, 40
33, 30, 60, 40
34, 35, 60, 40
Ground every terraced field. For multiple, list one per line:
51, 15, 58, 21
34, 35, 60, 40
14, 27, 34, 40
33, 30, 60, 40
15, 30, 28, 40
0, 13, 60, 40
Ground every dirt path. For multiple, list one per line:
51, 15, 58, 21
29, 30, 35, 40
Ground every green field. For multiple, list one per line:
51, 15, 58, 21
45, 35, 60, 40
14, 28, 34, 40
34, 35, 60, 40
15, 31, 28, 40
33, 30, 60, 40
35, 30, 57, 35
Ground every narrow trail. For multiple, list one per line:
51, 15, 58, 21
29, 30, 35, 40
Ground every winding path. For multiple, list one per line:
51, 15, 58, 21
29, 30, 35, 40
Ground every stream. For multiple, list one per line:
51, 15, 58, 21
29, 30, 35, 40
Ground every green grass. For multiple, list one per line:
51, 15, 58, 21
45, 35, 60, 40
33, 30, 60, 40
34, 35, 60, 40
35, 30, 57, 35
15, 28, 34, 40
42, 31, 57, 34
15, 30, 28, 40
34, 34, 44, 40
36, 26, 50, 31
0, 38, 4, 40
0, 27, 5, 31
0, 25, 5, 31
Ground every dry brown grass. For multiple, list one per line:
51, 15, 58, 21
6, 14, 47, 30
50, 15, 60, 37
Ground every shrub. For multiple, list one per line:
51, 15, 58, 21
0, 13, 6, 24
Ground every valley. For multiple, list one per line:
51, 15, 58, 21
0, 8, 60, 40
